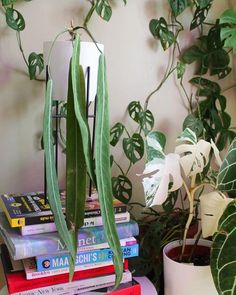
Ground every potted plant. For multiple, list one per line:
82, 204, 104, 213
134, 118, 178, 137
1, 0, 128, 287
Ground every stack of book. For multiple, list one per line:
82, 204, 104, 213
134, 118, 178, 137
0, 192, 141, 295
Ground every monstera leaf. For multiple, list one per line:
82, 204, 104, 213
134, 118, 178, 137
175, 128, 211, 179
220, 9, 236, 53
141, 132, 182, 207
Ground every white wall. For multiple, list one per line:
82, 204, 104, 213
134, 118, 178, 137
0, 0, 235, 206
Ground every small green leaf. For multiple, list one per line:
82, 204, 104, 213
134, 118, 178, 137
110, 122, 125, 147
168, 0, 188, 16
196, 0, 212, 8
190, 3, 212, 30
190, 77, 221, 96
181, 45, 204, 64
139, 110, 154, 135
220, 9, 236, 53
149, 17, 175, 50
112, 175, 132, 204
176, 61, 186, 79
28, 53, 44, 80
123, 133, 144, 164
128, 101, 143, 123
1, 0, 16, 6
96, 0, 112, 21
183, 114, 204, 137
5, 7, 25, 31
217, 137, 236, 193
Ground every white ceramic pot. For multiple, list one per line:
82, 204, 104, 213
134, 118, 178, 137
43, 40, 104, 101
163, 239, 218, 295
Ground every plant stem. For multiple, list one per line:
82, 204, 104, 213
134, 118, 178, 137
83, 1, 96, 28
113, 158, 126, 176
222, 83, 236, 93
16, 31, 29, 68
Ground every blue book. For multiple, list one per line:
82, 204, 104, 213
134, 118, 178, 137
36, 244, 139, 271
0, 212, 139, 260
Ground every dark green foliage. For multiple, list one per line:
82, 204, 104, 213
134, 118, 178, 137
168, 0, 188, 16
110, 123, 125, 146
190, 2, 212, 30
28, 53, 44, 80
112, 175, 132, 204
5, 7, 25, 31
123, 133, 144, 164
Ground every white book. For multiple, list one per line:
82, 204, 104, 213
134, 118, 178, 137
20, 212, 130, 235
11, 270, 132, 295
23, 237, 136, 279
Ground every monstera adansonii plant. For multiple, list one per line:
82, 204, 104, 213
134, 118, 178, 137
141, 127, 236, 293
43, 34, 123, 286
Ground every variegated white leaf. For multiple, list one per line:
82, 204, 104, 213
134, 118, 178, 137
176, 128, 197, 144
175, 139, 211, 178
142, 153, 183, 207
200, 191, 233, 238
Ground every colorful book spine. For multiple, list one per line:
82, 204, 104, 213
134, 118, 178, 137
9, 271, 132, 295
0, 212, 139, 260
20, 212, 130, 235
36, 244, 139, 271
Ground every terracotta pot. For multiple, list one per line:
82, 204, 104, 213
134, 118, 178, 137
163, 239, 218, 295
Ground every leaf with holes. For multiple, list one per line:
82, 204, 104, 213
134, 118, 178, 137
110, 122, 125, 146
139, 110, 154, 135
96, 0, 112, 21
123, 133, 144, 164
128, 101, 143, 124
217, 137, 236, 193
168, 0, 188, 16
112, 175, 132, 204
149, 18, 175, 50
5, 7, 25, 31
190, 3, 212, 30
211, 200, 236, 294
28, 53, 44, 80
190, 77, 221, 96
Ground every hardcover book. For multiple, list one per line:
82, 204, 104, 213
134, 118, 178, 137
36, 244, 139, 271
0, 192, 127, 227
0, 212, 139, 260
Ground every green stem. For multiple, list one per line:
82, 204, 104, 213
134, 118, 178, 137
83, 1, 96, 28
113, 158, 126, 176
16, 31, 28, 68
125, 161, 132, 176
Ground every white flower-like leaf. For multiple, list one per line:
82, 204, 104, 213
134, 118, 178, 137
142, 153, 183, 207
200, 191, 233, 238
175, 138, 211, 178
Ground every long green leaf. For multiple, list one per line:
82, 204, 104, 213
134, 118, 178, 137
95, 54, 123, 288
66, 64, 86, 243
211, 200, 236, 294
43, 80, 76, 278
71, 35, 96, 186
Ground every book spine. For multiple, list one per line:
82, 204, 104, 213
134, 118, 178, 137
36, 244, 139, 271
20, 212, 130, 235
84, 204, 127, 218
11, 221, 139, 260
11, 270, 132, 295
8, 261, 129, 292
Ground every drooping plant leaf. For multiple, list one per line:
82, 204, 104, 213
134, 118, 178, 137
1, 0, 16, 6
211, 200, 236, 294
95, 54, 123, 288
217, 137, 236, 194
162, 191, 178, 214
220, 9, 236, 53
168, 0, 188, 16
190, 77, 221, 96
128, 101, 143, 123
176, 61, 185, 79
66, 64, 86, 244
181, 45, 205, 64
110, 122, 125, 147
190, 3, 212, 30
28, 53, 44, 80
5, 7, 25, 31
96, 0, 112, 21
123, 133, 144, 164
112, 175, 132, 204
71, 35, 96, 186
43, 79, 75, 278
149, 17, 175, 50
